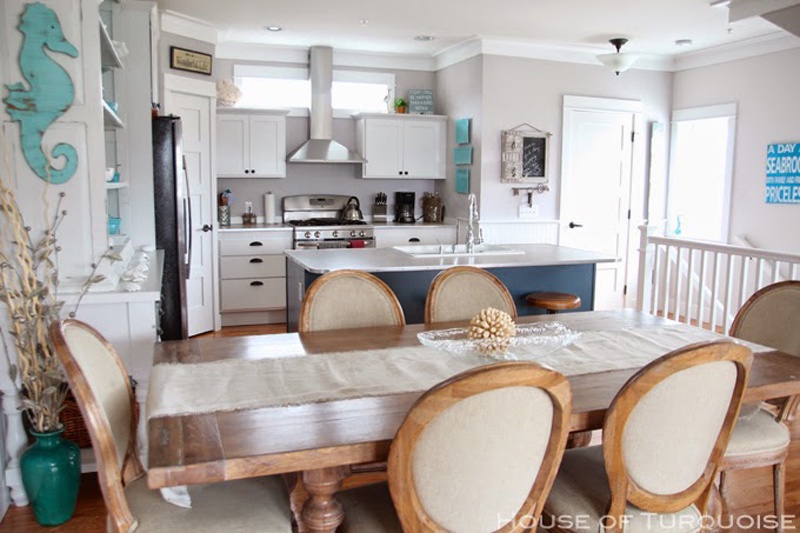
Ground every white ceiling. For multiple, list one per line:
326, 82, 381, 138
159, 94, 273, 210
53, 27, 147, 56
156, 0, 790, 59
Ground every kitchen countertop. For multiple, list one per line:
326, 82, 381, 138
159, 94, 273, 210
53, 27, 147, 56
284, 244, 617, 274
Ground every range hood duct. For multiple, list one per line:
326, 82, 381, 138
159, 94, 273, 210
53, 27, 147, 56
287, 46, 366, 164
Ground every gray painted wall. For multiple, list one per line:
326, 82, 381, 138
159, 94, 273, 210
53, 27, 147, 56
479, 55, 673, 222
672, 48, 800, 253
435, 56, 483, 221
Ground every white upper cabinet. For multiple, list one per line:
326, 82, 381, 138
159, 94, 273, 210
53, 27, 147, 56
217, 109, 288, 178
355, 113, 446, 179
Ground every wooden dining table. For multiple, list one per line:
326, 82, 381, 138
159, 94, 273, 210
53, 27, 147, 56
147, 309, 800, 533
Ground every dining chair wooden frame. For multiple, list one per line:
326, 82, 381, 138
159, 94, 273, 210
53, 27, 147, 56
601, 341, 752, 532
424, 266, 517, 324
720, 280, 800, 529
299, 269, 406, 332
387, 361, 572, 532
52, 319, 292, 533
51, 319, 142, 532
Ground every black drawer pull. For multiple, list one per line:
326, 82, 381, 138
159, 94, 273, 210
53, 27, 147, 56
409, 237, 420, 242
249, 241, 263, 247
249, 258, 263, 263
250, 281, 264, 287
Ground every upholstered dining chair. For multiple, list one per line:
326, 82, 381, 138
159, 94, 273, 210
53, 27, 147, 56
543, 340, 752, 533
424, 265, 517, 324
50, 319, 292, 533
719, 280, 800, 529
299, 269, 405, 332
336, 361, 572, 532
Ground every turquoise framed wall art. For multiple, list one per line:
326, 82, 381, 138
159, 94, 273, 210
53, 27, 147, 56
455, 118, 470, 144
455, 168, 470, 194
453, 146, 472, 165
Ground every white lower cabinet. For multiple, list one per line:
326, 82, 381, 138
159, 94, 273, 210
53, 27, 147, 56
374, 226, 457, 248
219, 230, 291, 325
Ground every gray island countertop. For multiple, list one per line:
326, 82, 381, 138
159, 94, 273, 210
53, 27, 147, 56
284, 244, 617, 274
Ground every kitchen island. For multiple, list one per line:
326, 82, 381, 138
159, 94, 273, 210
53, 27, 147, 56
284, 244, 617, 331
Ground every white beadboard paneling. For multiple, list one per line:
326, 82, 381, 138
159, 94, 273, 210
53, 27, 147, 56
458, 219, 560, 245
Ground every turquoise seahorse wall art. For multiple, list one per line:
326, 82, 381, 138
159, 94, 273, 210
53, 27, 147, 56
3, 2, 79, 184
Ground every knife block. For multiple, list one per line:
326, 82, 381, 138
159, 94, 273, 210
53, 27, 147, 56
372, 205, 389, 222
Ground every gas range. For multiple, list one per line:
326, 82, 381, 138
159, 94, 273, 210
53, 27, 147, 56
283, 195, 375, 250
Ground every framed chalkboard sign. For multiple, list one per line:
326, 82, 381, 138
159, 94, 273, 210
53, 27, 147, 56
501, 124, 551, 184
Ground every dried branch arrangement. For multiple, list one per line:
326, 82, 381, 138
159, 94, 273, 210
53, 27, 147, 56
0, 139, 120, 433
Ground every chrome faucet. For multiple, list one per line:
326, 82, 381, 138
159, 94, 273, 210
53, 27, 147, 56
466, 193, 480, 253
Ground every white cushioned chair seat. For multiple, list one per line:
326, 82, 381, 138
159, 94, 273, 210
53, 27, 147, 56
338, 482, 402, 533
726, 407, 791, 458
544, 447, 701, 533
125, 475, 292, 532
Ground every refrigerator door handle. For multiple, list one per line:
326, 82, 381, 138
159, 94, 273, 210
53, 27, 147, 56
183, 156, 193, 279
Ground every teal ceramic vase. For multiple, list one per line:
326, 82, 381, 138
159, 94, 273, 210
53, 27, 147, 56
20, 428, 80, 526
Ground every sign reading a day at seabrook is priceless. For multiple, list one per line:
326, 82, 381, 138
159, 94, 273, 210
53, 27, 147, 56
766, 142, 800, 204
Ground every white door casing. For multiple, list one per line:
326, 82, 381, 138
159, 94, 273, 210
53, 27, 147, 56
164, 74, 218, 335
559, 96, 642, 310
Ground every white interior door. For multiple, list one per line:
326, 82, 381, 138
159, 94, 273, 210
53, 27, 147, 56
560, 97, 639, 310
164, 88, 215, 336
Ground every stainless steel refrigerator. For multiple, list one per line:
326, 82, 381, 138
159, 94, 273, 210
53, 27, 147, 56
152, 116, 190, 340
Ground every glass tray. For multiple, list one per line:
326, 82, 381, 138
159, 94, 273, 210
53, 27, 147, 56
417, 322, 581, 361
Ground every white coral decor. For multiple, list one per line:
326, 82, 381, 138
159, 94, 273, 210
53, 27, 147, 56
468, 307, 516, 356
216, 79, 241, 107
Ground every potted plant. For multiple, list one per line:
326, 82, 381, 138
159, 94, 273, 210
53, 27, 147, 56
0, 168, 118, 525
394, 98, 407, 114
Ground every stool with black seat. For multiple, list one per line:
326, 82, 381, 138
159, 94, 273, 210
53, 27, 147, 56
524, 291, 581, 314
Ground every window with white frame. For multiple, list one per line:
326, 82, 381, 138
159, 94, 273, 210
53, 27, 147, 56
667, 104, 737, 243
233, 65, 395, 115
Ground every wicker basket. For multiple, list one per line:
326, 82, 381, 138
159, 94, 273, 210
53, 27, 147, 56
62, 381, 139, 449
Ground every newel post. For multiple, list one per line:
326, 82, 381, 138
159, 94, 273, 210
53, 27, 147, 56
636, 225, 658, 313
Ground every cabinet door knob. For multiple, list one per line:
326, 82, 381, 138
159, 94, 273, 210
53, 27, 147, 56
398, 171, 403, 175
202, 224, 213, 232
568, 222, 584, 229
249, 258, 263, 263
404, 171, 409, 175
244, 169, 250, 174
250, 281, 264, 287
249, 241, 263, 246
409, 237, 420, 242
251, 169, 256, 174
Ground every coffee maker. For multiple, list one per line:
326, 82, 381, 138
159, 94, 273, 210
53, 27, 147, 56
394, 192, 415, 223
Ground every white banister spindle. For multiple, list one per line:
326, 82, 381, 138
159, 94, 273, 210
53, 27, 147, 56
674, 247, 683, 322
663, 245, 673, 319
710, 252, 721, 332
723, 256, 735, 334
793, 263, 799, 279
685, 248, 695, 325
771, 260, 780, 284
738, 255, 750, 312
698, 250, 708, 328
756, 258, 765, 291
651, 245, 662, 315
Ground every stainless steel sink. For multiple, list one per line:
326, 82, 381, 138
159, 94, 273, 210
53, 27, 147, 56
393, 244, 524, 257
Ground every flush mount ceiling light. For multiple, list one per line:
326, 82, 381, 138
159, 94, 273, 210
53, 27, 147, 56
596, 38, 639, 76
414, 35, 435, 41
264, 25, 282, 32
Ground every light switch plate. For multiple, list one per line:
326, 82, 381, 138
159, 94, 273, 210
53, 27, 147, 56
518, 204, 539, 218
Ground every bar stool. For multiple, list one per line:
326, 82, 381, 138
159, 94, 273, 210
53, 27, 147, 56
525, 291, 581, 314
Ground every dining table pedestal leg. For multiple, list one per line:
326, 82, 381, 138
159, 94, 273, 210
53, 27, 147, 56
301, 466, 350, 533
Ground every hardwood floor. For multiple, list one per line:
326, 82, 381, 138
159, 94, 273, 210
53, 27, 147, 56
3, 323, 799, 532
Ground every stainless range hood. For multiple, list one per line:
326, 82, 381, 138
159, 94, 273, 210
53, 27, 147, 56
287, 46, 366, 164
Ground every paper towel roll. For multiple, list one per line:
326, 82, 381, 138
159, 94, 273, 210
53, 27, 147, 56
264, 192, 276, 224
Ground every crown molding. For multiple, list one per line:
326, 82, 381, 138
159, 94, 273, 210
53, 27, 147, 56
673, 31, 800, 71
215, 42, 436, 71
433, 38, 484, 70
160, 10, 218, 45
